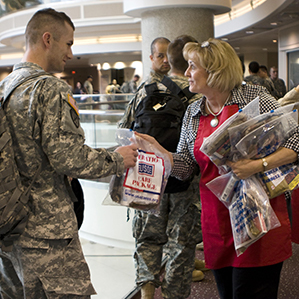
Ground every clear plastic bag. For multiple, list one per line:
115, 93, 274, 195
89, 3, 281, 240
229, 176, 281, 256
234, 109, 298, 159
206, 171, 240, 207
106, 129, 172, 213
228, 104, 297, 159
257, 163, 299, 198
200, 97, 260, 173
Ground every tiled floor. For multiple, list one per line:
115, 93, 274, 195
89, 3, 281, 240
80, 238, 136, 299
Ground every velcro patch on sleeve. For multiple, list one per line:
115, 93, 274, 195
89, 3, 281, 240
68, 94, 79, 115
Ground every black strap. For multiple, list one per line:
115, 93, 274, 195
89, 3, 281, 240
161, 75, 196, 101
144, 82, 159, 95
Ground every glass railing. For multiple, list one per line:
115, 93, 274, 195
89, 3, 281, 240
74, 93, 133, 149
76, 94, 136, 252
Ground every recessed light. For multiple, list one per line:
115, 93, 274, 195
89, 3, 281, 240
273, 39, 277, 43
234, 47, 240, 50
270, 22, 278, 26
246, 31, 254, 34
221, 38, 228, 41
262, 48, 268, 51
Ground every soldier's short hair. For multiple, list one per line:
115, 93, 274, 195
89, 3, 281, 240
249, 61, 260, 74
25, 8, 74, 46
150, 37, 170, 55
167, 35, 198, 73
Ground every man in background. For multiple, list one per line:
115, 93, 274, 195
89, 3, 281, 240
270, 66, 287, 98
259, 65, 279, 99
0, 8, 137, 298
84, 75, 93, 95
118, 37, 170, 128
244, 61, 265, 86
121, 74, 140, 93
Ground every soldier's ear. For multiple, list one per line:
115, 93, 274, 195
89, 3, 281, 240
42, 32, 52, 49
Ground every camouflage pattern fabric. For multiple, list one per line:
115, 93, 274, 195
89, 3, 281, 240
0, 62, 125, 297
244, 74, 280, 99
272, 78, 287, 98
119, 73, 202, 298
244, 74, 265, 86
0, 234, 95, 298
263, 77, 279, 99
133, 177, 201, 299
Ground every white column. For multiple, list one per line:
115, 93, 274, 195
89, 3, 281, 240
123, 0, 231, 75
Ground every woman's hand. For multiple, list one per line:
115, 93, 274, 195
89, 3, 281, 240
227, 148, 298, 180
134, 132, 174, 168
227, 159, 261, 180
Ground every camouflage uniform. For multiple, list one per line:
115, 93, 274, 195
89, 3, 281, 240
0, 62, 125, 298
119, 73, 202, 299
272, 77, 287, 98
244, 74, 279, 98
244, 74, 264, 86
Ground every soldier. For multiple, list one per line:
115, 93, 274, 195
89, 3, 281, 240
118, 37, 171, 128
0, 8, 138, 298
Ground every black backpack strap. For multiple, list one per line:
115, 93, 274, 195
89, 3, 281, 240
161, 75, 196, 102
144, 82, 159, 95
161, 76, 182, 95
181, 86, 196, 100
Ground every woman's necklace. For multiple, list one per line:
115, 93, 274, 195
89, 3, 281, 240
206, 94, 230, 127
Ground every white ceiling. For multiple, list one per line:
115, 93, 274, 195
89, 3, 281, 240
1, 0, 299, 68
218, 0, 299, 54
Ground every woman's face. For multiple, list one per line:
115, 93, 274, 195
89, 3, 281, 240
185, 56, 209, 94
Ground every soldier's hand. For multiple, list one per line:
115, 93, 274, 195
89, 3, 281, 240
115, 144, 138, 169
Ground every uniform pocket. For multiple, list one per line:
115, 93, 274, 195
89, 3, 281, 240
39, 276, 96, 297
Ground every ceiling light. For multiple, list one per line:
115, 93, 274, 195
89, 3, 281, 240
214, 0, 267, 26
114, 62, 125, 69
75, 34, 142, 46
262, 48, 268, 51
102, 62, 110, 70
221, 38, 229, 41
273, 39, 277, 43
234, 47, 240, 50
271, 22, 278, 26
246, 31, 254, 34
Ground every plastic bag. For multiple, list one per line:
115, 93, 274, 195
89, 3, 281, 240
229, 176, 281, 256
107, 129, 172, 213
234, 109, 298, 159
257, 163, 299, 198
200, 97, 260, 173
206, 171, 240, 207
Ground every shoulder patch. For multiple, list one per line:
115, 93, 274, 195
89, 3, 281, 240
67, 94, 79, 115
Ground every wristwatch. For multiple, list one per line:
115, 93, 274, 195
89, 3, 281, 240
262, 158, 268, 171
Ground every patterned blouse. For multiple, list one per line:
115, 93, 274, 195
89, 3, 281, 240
172, 83, 299, 186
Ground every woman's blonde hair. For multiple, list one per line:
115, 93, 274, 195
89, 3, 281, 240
183, 38, 243, 92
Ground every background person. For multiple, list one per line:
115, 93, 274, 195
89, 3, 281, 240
118, 37, 170, 129
0, 8, 138, 298
258, 65, 279, 99
121, 74, 140, 93
270, 66, 287, 97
